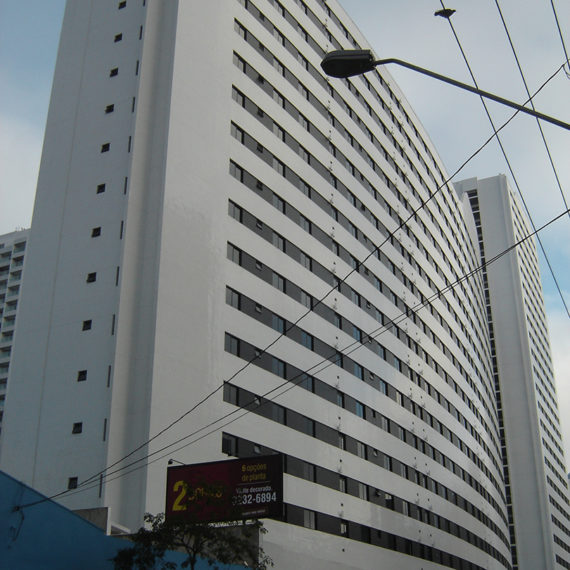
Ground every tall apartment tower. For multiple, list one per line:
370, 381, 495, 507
456, 175, 570, 570
1, 1, 567, 568
0, 229, 28, 441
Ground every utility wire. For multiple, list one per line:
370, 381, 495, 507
494, 0, 570, 221
549, 0, 570, 73
18, 199, 570, 510
16, 74, 566, 509
439, 0, 570, 319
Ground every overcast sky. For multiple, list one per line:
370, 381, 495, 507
1, 0, 569, 459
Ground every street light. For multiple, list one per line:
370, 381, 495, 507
321, 50, 570, 131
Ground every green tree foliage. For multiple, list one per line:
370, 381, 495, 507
112, 513, 273, 570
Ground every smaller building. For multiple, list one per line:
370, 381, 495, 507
0, 229, 28, 442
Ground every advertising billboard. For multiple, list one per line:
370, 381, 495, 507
165, 455, 283, 523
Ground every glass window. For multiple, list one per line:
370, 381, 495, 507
272, 232, 286, 251
354, 363, 363, 380
227, 243, 242, 265
226, 287, 241, 309
228, 201, 243, 222
299, 215, 312, 234
300, 252, 312, 270
271, 314, 285, 333
303, 510, 315, 529
272, 357, 286, 378
301, 331, 314, 350
225, 334, 240, 356
272, 272, 286, 292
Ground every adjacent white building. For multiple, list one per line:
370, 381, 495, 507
0, 229, 28, 443
1, 1, 567, 569
456, 175, 570, 570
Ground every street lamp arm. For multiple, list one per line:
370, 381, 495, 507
373, 58, 570, 131
320, 50, 570, 131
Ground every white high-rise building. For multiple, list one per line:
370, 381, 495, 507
0, 229, 28, 442
1, 2, 567, 569
456, 175, 570, 570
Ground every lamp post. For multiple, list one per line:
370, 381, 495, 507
321, 50, 570, 131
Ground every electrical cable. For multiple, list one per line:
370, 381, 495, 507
494, 0, 569, 222
16, 73, 566, 509
549, 0, 570, 73
438, 0, 570, 319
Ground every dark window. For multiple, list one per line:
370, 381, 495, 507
301, 331, 313, 350
101, 143, 110, 153
299, 215, 311, 234
227, 243, 242, 265
300, 290, 312, 309
272, 232, 285, 252
228, 201, 243, 222
226, 287, 241, 309
91, 227, 101, 237
114, 33, 123, 42
96, 183, 106, 194
225, 334, 240, 356
272, 357, 286, 378
271, 315, 285, 333
272, 272, 286, 292
272, 193, 285, 213
303, 509, 316, 529
86, 272, 97, 283
68, 477, 78, 489
77, 370, 87, 382
109, 68, 119, 77
72, 422, 83, 434
354, 363, 364, 380
82, 320, 92, 331
105, 104, 115, 114
222, 433, 238, 456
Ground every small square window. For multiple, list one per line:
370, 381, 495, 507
101, 143, 110, 153
77, 370, 87, 382
114, 33, 123, 42
105, 104, 115, 114
68, 477, 78, 489
72, 422, 83, 434
91, 227, 101, 237
96, 183, 106, 194
118, 1, 126, 8
86, 272, 97, 283
82, 320, 92, 331
109, 67, 119, 77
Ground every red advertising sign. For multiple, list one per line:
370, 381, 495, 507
165, 455, 283, 523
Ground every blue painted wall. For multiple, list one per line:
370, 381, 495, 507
0, 471, 246, 569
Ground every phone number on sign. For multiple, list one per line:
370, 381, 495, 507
232, 492, 277, 506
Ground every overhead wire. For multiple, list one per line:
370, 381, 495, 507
549, 0, 570, 74
438, 0, 570, 319
16, 69, 567, 509
493, 0, 569, 221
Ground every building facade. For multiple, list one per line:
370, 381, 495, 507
0, 229, 28, 442
1, 1, 566, 569
456, 175, 570, 570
